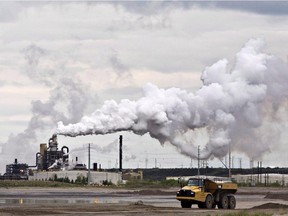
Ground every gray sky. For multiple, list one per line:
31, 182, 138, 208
1, 1, 288, 172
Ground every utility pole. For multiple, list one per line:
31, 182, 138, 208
87, 143, 91, 185
228, 143, 231, 179
197, 146, 200, 176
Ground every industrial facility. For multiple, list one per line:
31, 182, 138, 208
0, 134, 124, 185
0, 159, 29, 180
1, 133, 288, 186
36, 134, 69, 171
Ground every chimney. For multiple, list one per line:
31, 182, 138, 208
119, 135, 123, 172
93, 163, 98, 171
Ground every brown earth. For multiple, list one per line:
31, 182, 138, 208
0, 187, 288, 215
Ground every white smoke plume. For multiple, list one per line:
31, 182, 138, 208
57, 38, 288, 161
69, 139, 118, 155
0, 44, 96, 170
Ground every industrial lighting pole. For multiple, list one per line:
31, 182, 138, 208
87, 143, 91, 185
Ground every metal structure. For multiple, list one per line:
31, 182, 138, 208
36, 134, 69, 171
0, 159, 29, 180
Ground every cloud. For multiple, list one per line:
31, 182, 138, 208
111, 1, 288, 16
0, 80, 7, 87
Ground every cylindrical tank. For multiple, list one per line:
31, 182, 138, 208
40, 144, 47, 156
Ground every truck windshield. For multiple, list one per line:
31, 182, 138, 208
187, 179, 203, 186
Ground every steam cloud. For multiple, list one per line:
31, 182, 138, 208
0, 44, 95, 169
57, 39, 288, 160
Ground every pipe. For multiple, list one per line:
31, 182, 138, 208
28, 152, 41, 168
61, 146, 69, 154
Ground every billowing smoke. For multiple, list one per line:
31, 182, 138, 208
69, 139, 118, 155
0, 44, 96, 170
57, 38, 288, 160
109, 50, 134, 86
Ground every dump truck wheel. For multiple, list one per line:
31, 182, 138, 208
181, 201, 192, 208
228, 195, 236, 209
205, 195, 213, 209
218, 195, 229, 209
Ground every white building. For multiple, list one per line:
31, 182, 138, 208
29, 170, 122, 185
232, 173, 288, 186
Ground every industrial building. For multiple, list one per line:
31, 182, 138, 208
29, 170, 121, 185
30, 134, 124, 185
0, 159, 29, 180
233, 174, 288, 186
0, 134, 124, 185
36, 134, 69, 171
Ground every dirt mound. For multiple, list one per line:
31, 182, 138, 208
265, 193, 288, 201
251, 202, 288, 209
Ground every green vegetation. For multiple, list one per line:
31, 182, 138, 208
0, 174, 90, 187
102, 180, 113, 186
48, 174, 88, 185
0, 180, 78, 187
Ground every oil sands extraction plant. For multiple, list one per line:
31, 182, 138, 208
1, 133, 288, 186
0, 134, 123, 185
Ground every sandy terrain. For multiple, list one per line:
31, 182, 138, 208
0, 187, 288, 215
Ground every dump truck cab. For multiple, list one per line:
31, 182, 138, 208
176, 176, 237, 209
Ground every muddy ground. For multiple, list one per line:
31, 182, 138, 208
0, 187, 288, 215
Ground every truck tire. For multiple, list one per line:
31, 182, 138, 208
218, 195, 229, 209
228, 195, 236, 209
205, 195, 213, 209
181, 201, 192, 208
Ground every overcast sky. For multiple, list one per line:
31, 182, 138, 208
1, 1, 288, 172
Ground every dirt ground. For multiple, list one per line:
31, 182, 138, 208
0, 187, 288, 215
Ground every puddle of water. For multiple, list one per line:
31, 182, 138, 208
0, 197, 119, 205
0, 195, 176, 206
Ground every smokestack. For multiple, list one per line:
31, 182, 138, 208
119, 135, 123, 172
93, 163, 98, 171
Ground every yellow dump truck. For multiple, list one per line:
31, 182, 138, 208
176, 176, 237, 209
